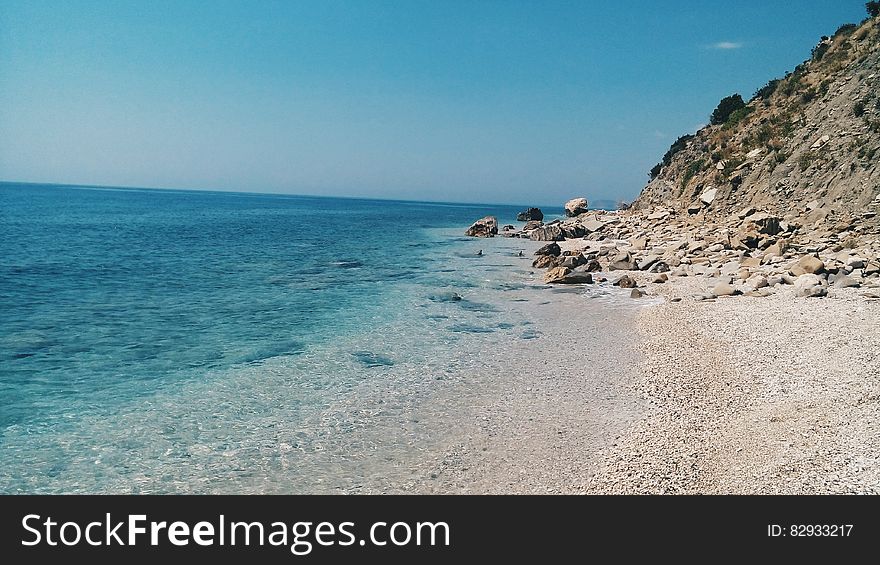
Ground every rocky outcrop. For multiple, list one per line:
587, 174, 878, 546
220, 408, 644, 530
564, 198, 589, 217
516, 207, 544, 221
633, 17, 880, 235
464, 216, 498, 238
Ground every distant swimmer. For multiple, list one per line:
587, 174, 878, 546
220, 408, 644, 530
477, 249, 483, 256
518, 250, 523, 257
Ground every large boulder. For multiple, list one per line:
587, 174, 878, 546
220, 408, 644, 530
464, 216, 498, 238
564, 197, 589, 217
516, 207, 544, 222
529, 225, 564, 241
522, 220, 544, 231
560, 222, 587, 239
790, 255, 825, 276
534, 242, 562, 256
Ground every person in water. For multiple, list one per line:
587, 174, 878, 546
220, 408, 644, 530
477, 250, 483, 256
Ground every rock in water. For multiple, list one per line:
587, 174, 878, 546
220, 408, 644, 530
558, 272, 594, 284
516, 207, 544, 221
630, 288, 645, 298
564, 197, 589, 217
534, 242, 562, 256
794, 273, 828, 297
532, 255, 558, 269
529, 225, 563, 241
464, 216, 498, 238
614, 275, 637, 288
543, 266, 571, 284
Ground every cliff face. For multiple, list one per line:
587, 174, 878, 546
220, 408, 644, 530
634, 17, 880, 232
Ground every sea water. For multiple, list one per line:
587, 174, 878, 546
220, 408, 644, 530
0, 182, 635, 493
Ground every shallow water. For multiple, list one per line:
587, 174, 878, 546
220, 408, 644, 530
0, 183, 640, 493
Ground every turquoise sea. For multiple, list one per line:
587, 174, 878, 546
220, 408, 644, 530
1, 182, 585, 493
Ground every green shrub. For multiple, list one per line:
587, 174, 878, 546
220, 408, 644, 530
662, 134, 694, 166
868, 2, 880, 18
710, 94, 746, 125
680, 159, 704, 190
753, 79, 780, 101
812, 37, 830, 61
834, 23, 858, 37
854, 101, 866, 117
755, 124, 773, 146
649, 163, 663, 179
800, 88, 817, 103
724, 106, 754, 127
798, 151, 818, 170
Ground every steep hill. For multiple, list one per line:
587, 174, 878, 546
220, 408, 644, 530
634, 15, 880, 233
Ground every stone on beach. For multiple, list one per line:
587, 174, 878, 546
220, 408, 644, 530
711, 282, 738, 297
790, 255, 825, 276
534, 242, 561, 256
530, 225, 564, 241
794, 273, 828, 297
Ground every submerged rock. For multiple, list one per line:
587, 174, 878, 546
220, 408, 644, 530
351, 351, 395, 368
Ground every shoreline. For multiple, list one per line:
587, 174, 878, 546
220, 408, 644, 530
451, 206, 880, 493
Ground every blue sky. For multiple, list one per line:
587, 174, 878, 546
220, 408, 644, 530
0, 1, 870, 205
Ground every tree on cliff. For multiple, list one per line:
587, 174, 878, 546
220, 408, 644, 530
868, 2, 880, 18
710, 94, 746, 125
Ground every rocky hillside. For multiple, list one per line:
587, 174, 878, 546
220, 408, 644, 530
634, 15, 880, 234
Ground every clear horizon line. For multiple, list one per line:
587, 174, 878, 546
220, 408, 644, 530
0, 179, 597, 211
